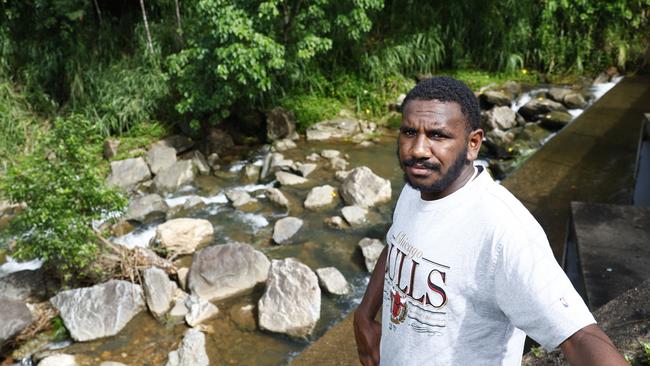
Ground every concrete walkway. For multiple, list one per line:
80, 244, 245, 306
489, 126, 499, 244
290, 75, 650, 366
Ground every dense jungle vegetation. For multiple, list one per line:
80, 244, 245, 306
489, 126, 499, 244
0, 0, 649, 277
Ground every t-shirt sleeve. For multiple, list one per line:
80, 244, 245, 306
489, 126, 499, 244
493, 224, 596, 350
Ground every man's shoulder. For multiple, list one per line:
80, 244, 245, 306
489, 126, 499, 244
475, 175, 539, 229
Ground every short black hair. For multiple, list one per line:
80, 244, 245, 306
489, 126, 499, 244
401, 76, 480, 131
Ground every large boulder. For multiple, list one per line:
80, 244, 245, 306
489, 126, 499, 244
225, 190, 256, 208
479, 90, 512, 108
0, 268, 51, 301
0, 298, 33, 343
340, 166, 391, 208
540, 110, 573, 131
266, 107, 296, 141
546, 87, 572, 103
265, 188, 290, 210
50, 280, 145, 341
518, 98, 567, 121
184, 295, 219, 327
316, 267, 350, 295
188, 243, 270, 301
258, 258, 321, 338
124, 194, 169, 223
166, 328, 210, 366
146, 143, 177, 175
483, 106, 517, 131
275, 171, 308, 186
341, 205, 368, 226
153, 218, 214, 256
142, 266, 175, 319
358, 238, 385, 272
107, 157, 152, 192
304, 185, 337, 210
153, 160, 195, 194
272, 217, 303, 244
103, 139, 120, 160
563, 92, 588, 109
305, 118, 360, 141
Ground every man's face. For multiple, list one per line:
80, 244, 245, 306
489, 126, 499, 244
398, 99, 481, 200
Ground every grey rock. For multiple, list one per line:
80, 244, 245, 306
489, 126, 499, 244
340, 166, 391, 208
242, 164, 261, 182
325, 216, 346, 229
107, 157, 152, 192
147, 143, 177, 175
39, 354, 77, 366
273, 139, 297, 152
142, 266, 175, 319
184, 295, 218, 327
341, 205, 368, 226
275, 171, 308, 186
480, 90, 512, 107
486, 128, 516, 147
176, 267, 189, 291
304, 185, 337, 210
265, 188, 290, 210
183, 196, 205, 210
100, 362, 128, 366
206, 153, 220, 170
518, 98, 567, 121
501, 81, 522, 97
191, 151, 211, 176
50, 280, 145, 341
124, 194, 168, 223
320, 149, 341, 159
540, 110, 573, 131
483, 106, 517, 131
258, 258, 321, 338
154, 218, 214, 256
316, 267, 350, 295
103, 139, 120, 160
266, 107, 296, 141
0, 269, 50, 301
335, 170, 351, 181
294, 162, 317, 178
273, 217, 303, 244
563, 92, 588, 109
160, 135, 194, 155
225, 190, 256, 208
166, 328, 209, 366
306, 118, 360, 141
358, 238, 385, 272
329, 156, 348, 171
188, 243, 270, 301
153, 160, 195, 194
546, 87, 572, 103
0, 298, 33, 343
305, 153, 321, 162
168, 288, 190, 321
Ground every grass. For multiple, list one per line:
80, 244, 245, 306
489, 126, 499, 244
441, 69, 539, 91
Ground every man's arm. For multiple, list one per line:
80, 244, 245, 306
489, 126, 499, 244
560, 324, 627, 366
353, 246, 387, 366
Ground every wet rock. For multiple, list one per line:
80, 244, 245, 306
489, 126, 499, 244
107, 157, 152, 192
305, 153, 321, 162
166, 328, 210, 366
546, 87, 572, 103
153, 160, 195, 194
39, 354, 77, 366
176, 267, 189, 290
294, 162, 317, 178
275, 171, 308, 186
329, 156, 349, 171
325, 216, 346, 229
142, 266, 175, 319
184, 295, 219, 327
518, 98, 567, 121
100, 362, 128, 366
154, 218, 214, 256
112, 219, 135, 236
306, 118, 360, 141
51, 280, 145, 342
486, 128, 516, 147
358, 238, 384, 272
341, 205, 368, 226
320, 149, 341, 159
316, 267, 350, 295
168, 289, 190, 321
0, 298, 33, 343
340, 166, 391, 208
206, 153, 220, 170
483, 106, 517, 131
501, 81, 522, 97
183, 196, 205, 210
0, 268, 51, 302
258, 258, 321, 338
265, 188, 290, 210
230, 304, 257, 331
563, 92, 588, 109
540, 110, 573, 131
124, 194, 168, 223
225, 190, 256, 208
270, 153, 294, 171
273, 139, 297, 152
272, 217, 303, 244
335, 170, 351, 181
479, 90, 512, 108
191, 151, 211, 175
242, 164, 261, 182
188, 243, 270, 301
147, 143, 177, 175
103, 139, 120, 160
160, 135, 195, 155
266, 107, 296, 141
304, 185, 337, 210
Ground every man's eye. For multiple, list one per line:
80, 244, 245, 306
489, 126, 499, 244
401, 128, 416, 136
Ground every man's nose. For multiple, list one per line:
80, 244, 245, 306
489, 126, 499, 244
411, 133, 431, 159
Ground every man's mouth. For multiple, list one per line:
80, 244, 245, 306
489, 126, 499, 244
402, 159, 440, 176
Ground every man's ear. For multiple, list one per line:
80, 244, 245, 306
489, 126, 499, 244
467, 129, 484, 161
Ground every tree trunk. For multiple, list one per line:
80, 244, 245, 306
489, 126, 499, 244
174, 0, 183, 43
139, 0, 154, 54
93, 0, 103, 25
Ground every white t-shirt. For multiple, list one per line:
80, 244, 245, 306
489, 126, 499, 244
380, 168, 595, 365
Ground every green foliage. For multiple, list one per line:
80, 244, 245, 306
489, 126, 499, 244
1, 115, 127, 278
279, 95, 344, 130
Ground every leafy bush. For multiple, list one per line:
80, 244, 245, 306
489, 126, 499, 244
280, 95, 344, 131
0, 80, 45, 166
1, 115, 127, 278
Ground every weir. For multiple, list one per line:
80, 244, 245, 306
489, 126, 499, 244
290, 75, 650, 365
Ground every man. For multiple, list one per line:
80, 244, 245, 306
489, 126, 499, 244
353, 76, 626, 365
